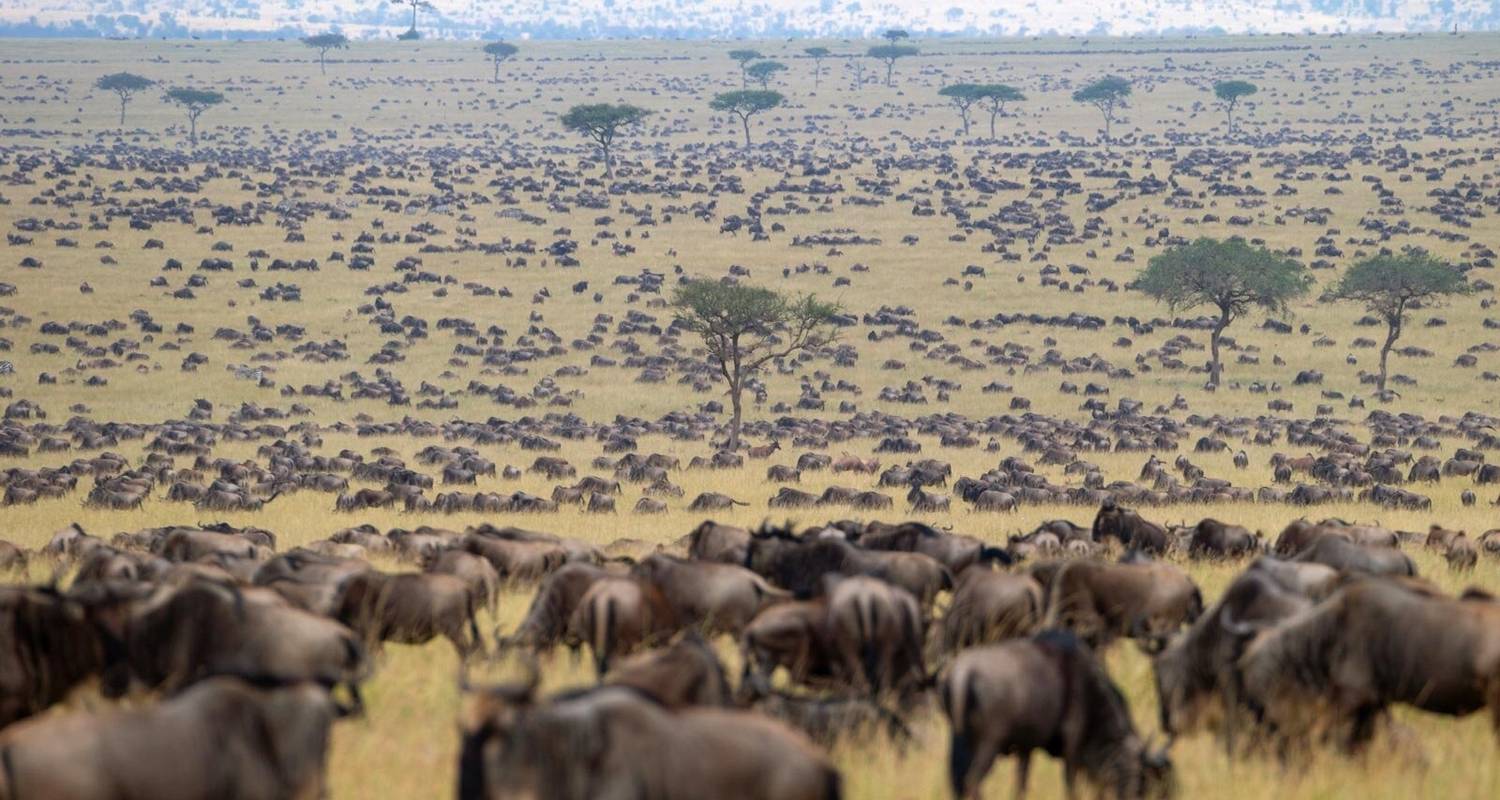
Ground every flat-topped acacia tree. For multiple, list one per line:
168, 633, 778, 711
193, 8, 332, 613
1073, 75, 1131, 146
746, 61, 787, 90
710, 90, 784, 148
483, 41, 519, 82
804, 47, 831, 88
164, 87, 225, 147
1214, 79, 1257, 134
938, 83, 985, 136
868, 44, 918, 87
1323, 249, 1470, 392
672, 280, 841, 451
728, 49, 762, 88
1136, 237, 1311, 389
977, 84, 1025, 140
560, 103, 649, 178
95, 72, 154, 126
301, 32, 348, 75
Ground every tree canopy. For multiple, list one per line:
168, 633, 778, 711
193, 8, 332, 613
710, 90, 784, 147
1323, 249, 1470, 391
483, 41, 519, 81
804, 46, 832, 88
883, 29, 910, 42
1072, 76, 1131, 145
728, 49, 763, 87
975, 84, 1024, 139
560, 103, 650, 178
95, 72, 154, 126
868, 44, 918, 87
745, 61, 787, 89
301, 33, 349, 75
671, 280, 841, 450
164, 87, 225, 146
1137, 237, 1311, 387
1213, 79, 1257, 133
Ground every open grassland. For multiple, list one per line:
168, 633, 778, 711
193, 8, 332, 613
3, 32, 1500, 798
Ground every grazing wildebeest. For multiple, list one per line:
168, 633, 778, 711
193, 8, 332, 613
333, 570, 484, 657
682, 520, 752, 564
739, 598, 840, 692
501, 562, 613, 651
1272, 518, 1398, 556
1291, 535, 1415, 578
856, 520, 1013, 573
457, 681, 841, 800
941, 630, 1173, 799
424, 549, 501, 615
825, 575, 927, 696
1186, 519, 1261, 559
1238, 578, 1500, 752
1038, 559, 1202, 649
688, 492, 749, 512
1092, 501, 1171, 555
631, 552, 790, 635
0, 676, 345, 800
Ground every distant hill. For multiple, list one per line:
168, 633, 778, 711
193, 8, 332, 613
1, 0, 1495, 40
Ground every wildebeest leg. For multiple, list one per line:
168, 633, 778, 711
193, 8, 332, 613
949, 731, 1002, 800
1061, 759, 1079, 800
1012, 751, 1032, 800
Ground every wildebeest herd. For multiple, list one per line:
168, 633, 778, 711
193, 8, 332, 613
3, 29, 1500, 799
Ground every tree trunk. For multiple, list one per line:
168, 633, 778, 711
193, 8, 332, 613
1225, 102, 1233, 133
410, 2, 418, 32
813, 62, 821, 88
742, 114, 752, 148
959, 107, 970, 136
1209, 309, 1230, 388
884, 60, 894, 87
188, 112, 198, 147
1378, 320, 1401, 392
989, 108, 997, 140
602, 143, 613, 178
493, 58, 500, 82
320, 50, 327, 75
119, 96, 127, 126
728, 378, 744, 452
1103, 111, 1112, 146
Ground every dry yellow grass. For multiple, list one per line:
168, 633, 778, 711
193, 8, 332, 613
1, 31, 1499, 799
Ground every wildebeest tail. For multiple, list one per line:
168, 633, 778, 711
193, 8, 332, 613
456, 731, 489, 800
943, 669, 980, 799
822, 766, 844, 800
595, 596, 616, 678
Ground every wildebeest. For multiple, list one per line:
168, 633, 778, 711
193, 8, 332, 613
682, 520, 751, 564
1290, 534, 1415, 578
501, 562, 613, 650
825, 575, 927, 696
1272, 518, 1398, 556
1186, 519, 1261, 559
1238, 578, 1500, 752
458, 680, 841, 800
0, 586, 121, 728
604, 632, 733, 708
942, 567, 1045, 651
333, 570, 484, 657
565, 575, 678, 676
941, 630, 1173, 799
1038, 559, 1202, 649
0, 676, 344, 800
1092, 501, 1171, 554
631, 552, 790, 634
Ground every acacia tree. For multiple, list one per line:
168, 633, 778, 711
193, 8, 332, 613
1214, 79, 1257, 134
1073, 75, 1131, 146
710, 90, 784, 148
1323, 249, 1470, 392
868, 44, 918, 87
746, 61, 787, 90
95, 72, 154, 126
399, 0, 434, 39
560, 103, 649, 178
977, 83, 1024, 140
164, 87, 225, 147
483, 41, 518, 82
672, 280, 841, 451
728, 49, 763, 88
883, 29, 910, 43
1136, 237, 1311, 388
301, 32, 348, 75
804, 46, 831, 88
938, 83, 984, 136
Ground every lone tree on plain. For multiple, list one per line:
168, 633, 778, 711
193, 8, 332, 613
1214, 79, 1257, 133
710, 90, 784, 147
1073, 75, 1131, 146
398, 0, 434, 39
1323, 249, 1470, 392
977, 83, 1024, 140
560, 103, 649, 178
1136, 237, 1311, 389
483, 41, 518, 82
95, 72, 154, 126
938, 83, 985, 136
804, 46, 831, 88
868, 44, 918, 87
728, 49, 763, 88
301, 32, 348, 75
883, 29, 910, 43
164, 87, 224, 147
672, 280, 841, 451
746, 61, 787, 90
